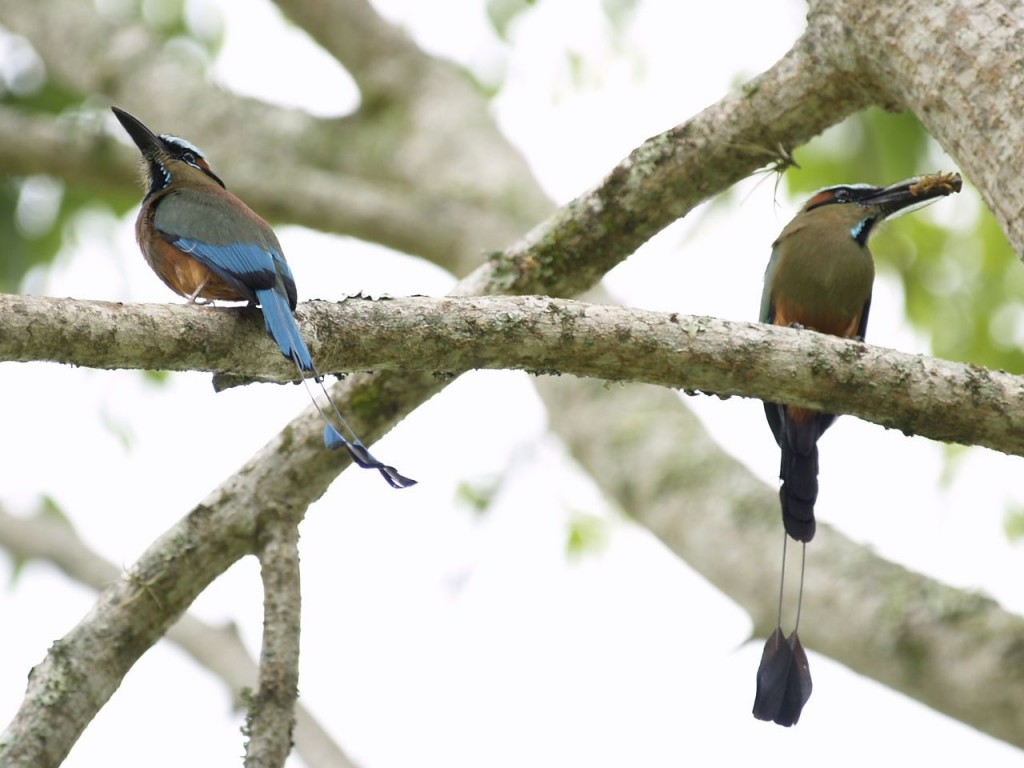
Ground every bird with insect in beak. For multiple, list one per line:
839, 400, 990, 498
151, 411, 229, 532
753, 171, 962, 726
112, 106, 416, 489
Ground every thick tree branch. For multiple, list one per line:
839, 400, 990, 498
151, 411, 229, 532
455, 31, 878, 296
0, 0, 548, 273
537, 376, 1024, 748
2, 293, 1021, 457
0, 105, 521, 275
271, 0, 442, 101
811, 0, 1024, 253
272, 0, 551, 214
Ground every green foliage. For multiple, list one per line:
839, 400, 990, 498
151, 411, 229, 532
1003, 502, 1024, 543
0, 179, 27, 290
455, 476, 502, 516
37, 493, 70, 526
131, 0, 224, 50
786, 108, 931, 191
486, 0, 638, 44
0, 33, 87, 290
486, 0, 536, 42
0, 0, 222, 293
600, 0, 640, 29
6, 496, 70, 587
566, 510, 608, 558
0, 173, 134, 293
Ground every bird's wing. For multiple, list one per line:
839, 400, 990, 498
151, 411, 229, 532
153, 187, 296, 306
759, 245, 780, 325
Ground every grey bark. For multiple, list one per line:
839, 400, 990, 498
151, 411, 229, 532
2, 293, 1023, 457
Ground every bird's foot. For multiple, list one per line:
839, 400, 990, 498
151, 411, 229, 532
186, 279, 210, 304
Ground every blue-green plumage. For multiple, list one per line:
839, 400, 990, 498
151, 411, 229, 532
154, 187, 313, 372
113, 106, 415, 488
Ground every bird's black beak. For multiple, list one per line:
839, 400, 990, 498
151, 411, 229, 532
111, 107, 163, 159
864, 172, 963, 218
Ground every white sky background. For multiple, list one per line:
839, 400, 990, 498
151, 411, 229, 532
1, 0, 1023, 766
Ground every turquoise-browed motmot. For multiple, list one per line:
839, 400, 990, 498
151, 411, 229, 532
112, 107, 415, 488
753, 172, 962, 726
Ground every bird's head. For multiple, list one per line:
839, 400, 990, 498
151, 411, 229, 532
112, 107, 225, 197
793, 173, 962, 246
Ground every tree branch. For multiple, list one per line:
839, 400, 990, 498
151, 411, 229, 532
0, 104, 522, 276
271, 0, 439, 102
0, 487, 262, 766
2, 293, 1021, 456
537, 375, 1024, 748
810, 0, 1024, 254
0, 505, 358, 768
454, 32, 879, 297
0, 0, 549, 272
0, 349, 437, 766
245, 519, 303, 768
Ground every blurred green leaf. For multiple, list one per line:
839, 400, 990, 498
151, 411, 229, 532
455, 476, 502, 516
0, 6, 217, 293
601, 0, 640, 29
1004, 502, 1024, 543
140, 0, 222, 51
8, 495, 72, 587
787, 108, 933, 193
38, 494, 70, 525
100, 407, 137, 453
566, 510, 608, 559
485, 0, 536, 42
0, 173, 135, 293
0, 80, 80, 115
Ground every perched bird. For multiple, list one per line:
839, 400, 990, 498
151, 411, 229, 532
760, 173, 962, 543
753, 172, 962, 726
112, 106, 415, 488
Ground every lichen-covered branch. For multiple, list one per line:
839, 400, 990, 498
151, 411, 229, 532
2, 293, 1022, 457
245, 519, 303, 768
809, 0, 1024, 253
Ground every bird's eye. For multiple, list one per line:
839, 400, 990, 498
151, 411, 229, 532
182, 151, 198, 165
832, 188, 850, 202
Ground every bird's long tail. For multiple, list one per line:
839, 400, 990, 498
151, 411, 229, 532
752, 532, 813, 727
257, 288, 314, 371
257, 288, 416, 489
778, 418, 819, 543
